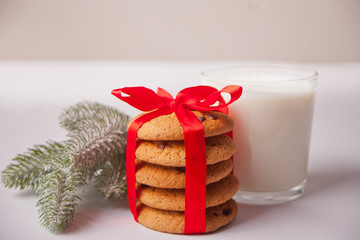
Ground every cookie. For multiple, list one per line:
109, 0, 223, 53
130, 111, 234, 141
135, 159, 233, 189
138, 174, 238, 211
135, 134, 235, 167
137, 199, 238, 234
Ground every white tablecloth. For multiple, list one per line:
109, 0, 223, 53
0, 61, 359, 240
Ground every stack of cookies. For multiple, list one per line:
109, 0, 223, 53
132, 110, 239, 234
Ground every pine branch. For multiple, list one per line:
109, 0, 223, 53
95, 153, 127, 200
66, 107, 129, 170
59, 101, 125, 132
1, 101, 129, 233
1, 141, 65, 190
35, 102, 129, 231
36, 160, 86, 233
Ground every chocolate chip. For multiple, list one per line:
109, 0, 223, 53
213, 212, 219, 217
197, 116, 206, 123
157, 143, 166, 150
176, 167, 186, 173
211, 143, 217, 146
222, 209, 232, 216
207, 114, 217, 120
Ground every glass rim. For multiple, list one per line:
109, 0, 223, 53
201, 63, 318, 84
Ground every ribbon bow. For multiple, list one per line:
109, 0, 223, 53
112, 85, 242, 233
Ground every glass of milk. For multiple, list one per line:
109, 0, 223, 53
201, 64, 317, 205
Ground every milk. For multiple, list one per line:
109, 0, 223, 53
202, 65, 317, 203
230, 90, 315, 191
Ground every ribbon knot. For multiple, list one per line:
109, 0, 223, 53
112, 85, 242, 234
169, 99, 176, 111
112, 85, 242, 114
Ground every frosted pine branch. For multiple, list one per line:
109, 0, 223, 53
1, 141, 65, 190
36, 162, 86, 233
95, 152, 127, 200
66, 108, 129, 170
59, 101, 125, 132
1, 101, 129, 233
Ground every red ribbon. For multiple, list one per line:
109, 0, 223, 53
112, 85, 242, 234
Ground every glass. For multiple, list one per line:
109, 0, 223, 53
201, 64, 318, 205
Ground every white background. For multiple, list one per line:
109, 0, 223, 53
0, 61, 359, 239
0, 0, 359, 62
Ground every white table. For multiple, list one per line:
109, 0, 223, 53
0, 61, 359, 240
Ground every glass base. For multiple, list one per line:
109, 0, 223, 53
234, 180, 306, 205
